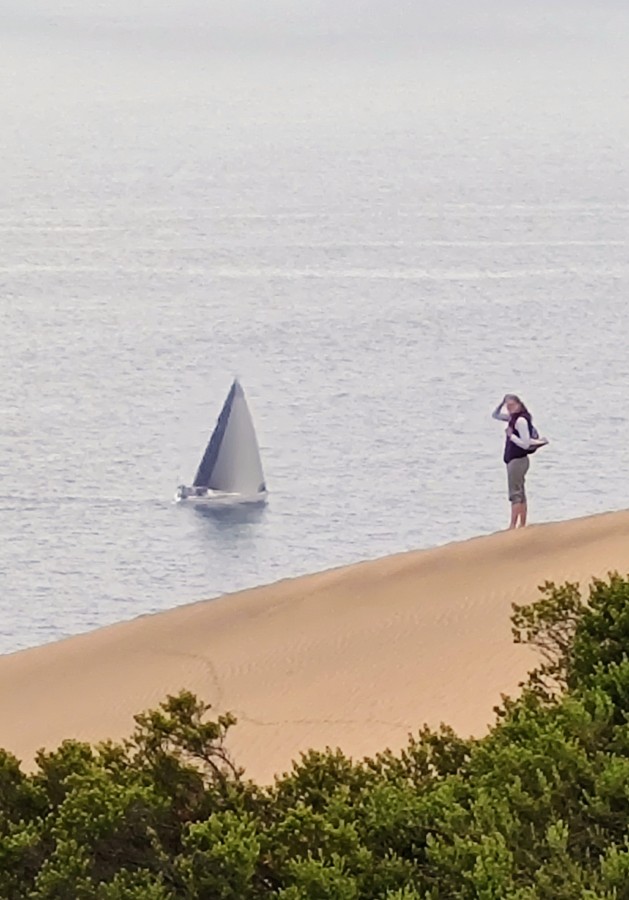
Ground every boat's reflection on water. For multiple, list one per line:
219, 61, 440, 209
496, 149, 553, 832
192, 502, 267, 529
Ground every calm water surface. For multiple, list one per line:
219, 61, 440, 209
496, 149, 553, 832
1, 8, 628, 652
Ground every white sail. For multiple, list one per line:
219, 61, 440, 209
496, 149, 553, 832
193, 380, 266, 497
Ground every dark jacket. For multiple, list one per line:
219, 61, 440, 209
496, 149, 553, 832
504, 411, 534, 464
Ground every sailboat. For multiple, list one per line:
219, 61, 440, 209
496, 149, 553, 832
176, 380, 268, 506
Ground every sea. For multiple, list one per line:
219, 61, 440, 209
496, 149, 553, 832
1, 2, 628, 653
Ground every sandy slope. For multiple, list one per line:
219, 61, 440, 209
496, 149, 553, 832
2, 511, 629, 782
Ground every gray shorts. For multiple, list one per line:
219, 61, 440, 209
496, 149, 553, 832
507, 457, 530, 504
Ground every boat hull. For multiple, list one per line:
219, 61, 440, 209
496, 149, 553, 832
175, 487, 268, 507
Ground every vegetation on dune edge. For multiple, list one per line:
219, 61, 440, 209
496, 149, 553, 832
3, 575, 629, 898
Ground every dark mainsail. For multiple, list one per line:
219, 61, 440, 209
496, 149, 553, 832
192, 381, 237, 488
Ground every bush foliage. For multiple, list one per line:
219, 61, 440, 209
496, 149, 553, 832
3, 573, 629, 898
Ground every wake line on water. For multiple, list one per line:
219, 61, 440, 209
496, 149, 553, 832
1, 265, 626, 280
0, 495, 172, 510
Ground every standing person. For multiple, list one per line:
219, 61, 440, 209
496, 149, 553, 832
492, 394, 538, 530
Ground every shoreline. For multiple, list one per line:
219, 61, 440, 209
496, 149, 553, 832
2, 509, 629, 781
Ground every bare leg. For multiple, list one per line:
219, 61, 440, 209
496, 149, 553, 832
509, 502, 527, 529
519, 501, 528, 527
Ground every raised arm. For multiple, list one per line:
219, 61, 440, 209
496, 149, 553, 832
492, 399, 509, 422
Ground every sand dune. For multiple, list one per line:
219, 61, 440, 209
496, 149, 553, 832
2, 510, 629, 782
